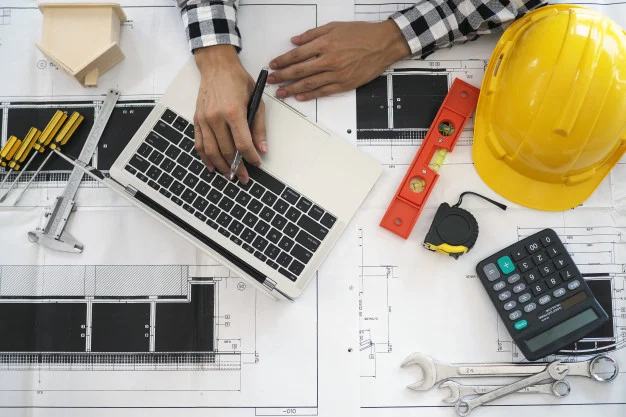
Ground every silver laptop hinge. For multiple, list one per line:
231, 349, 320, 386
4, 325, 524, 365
263, 277, 276, 291
124, 185, 138, 197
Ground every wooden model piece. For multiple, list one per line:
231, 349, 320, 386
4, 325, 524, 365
35, 3, 127, 87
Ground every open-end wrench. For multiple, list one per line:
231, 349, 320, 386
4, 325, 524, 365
401, 352, 619, 391
439, 380, 570, 403
455, 361, 569, 416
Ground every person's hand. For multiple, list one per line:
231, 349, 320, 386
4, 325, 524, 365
267, 20, 410, 101
193, 45, 267, 183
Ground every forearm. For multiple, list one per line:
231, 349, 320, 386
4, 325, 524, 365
176, 0, 241, 52
391, 0, 548, 57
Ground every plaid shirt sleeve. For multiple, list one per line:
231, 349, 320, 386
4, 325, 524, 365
176, 0, 241, 52
391, 0, 548, 57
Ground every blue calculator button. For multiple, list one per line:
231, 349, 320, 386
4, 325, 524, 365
514, 320, 528, 331
497, 256, 515, 274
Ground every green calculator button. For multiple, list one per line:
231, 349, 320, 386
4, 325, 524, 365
514, 320, 528, 331
497, 256, 515, 274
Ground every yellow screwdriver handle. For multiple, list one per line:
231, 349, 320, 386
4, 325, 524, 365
34, 110, 68, 152
9, 128, 40, 170
50, 111, 84, 150
1, 136, 23, 167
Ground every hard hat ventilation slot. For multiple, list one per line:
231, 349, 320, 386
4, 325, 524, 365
493, 55, 503, 77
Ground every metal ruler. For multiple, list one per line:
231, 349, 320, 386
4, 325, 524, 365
28, 89, 120, 253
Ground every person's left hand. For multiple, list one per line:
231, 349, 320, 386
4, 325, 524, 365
267, 20, 410, 101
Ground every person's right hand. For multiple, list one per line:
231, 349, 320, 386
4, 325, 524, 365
193, 45, 267, 184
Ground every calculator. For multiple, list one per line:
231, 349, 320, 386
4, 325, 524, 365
476, 228, 608, 361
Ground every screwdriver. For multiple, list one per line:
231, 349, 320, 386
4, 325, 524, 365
0, 111, 68, 202
0, 128, 40, 190
0, 136, 22, 168
9, 111, 84, 205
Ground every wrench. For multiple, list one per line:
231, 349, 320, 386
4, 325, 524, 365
401, 352, 619, 391
455, 361, 569, 416
439, 380, 571, 403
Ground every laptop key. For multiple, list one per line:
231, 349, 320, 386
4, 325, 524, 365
218, 227, 231, 238
147, 130, 173, 152
195, 180, 211, 196
235, 191, 251, 206
260, 206, 275, 222
169, 180, 185, 196
271, 214, 287, 230
161, 109, 177, 123
248, 199, 263, 214
158, 172, 174, 188
194, 212, 207, 222
298, 215, 329, 240
160, 157, 176, 173
205, 204, 220, 219
148, 180, 160, 191
192, 197, 209, 212
190, 148, 201, 160
125, 165, 137, 175
245, 163, 286, 196
228, 220, 244, 236
261, 191, 277, 206
147, 165, 161, 180
177, 152, 193, 168
172, 165, 187, 181
148, 151, 164, 165
154, 120, 182, 144
285, 207, 301, 222
171, 196, 184, 206
237, 178, 253, 191
320, 212, 337, 229
230, 204, 246, 220
250, 183, 265, 199
183, 204, 195, 215
206, 219, 219, 229
224, 183, 239, 199
253, 236, 269, 251
277, 252, 293, 268
254, 251, 267, 262
284, 222, 299, 238
274, 199, 289, 214
242, 243, 255, 254
295, 230, 321, 252
184, 123, 195, 138
189, 160, 204, 175
173, 116, 188, 132
279, 267, 297, 282
254, 220, 270, 236
242, 212, 258, 228
159, 188, 171, 198
217, 212, 233, 227
182, 189, 196, 204
212, 175, 227, 190
282, 188, 300, 205
266, 259, 280, 270
264, 244, 280, 260
200, 169, 215, 183
207, 188, 222, 203
129, 154, 150, 172
230, 235, 243, 246
183, 173, 199, 189
136, 172, 149, 183
137, 143, 152, 158
180, 138, 195, 153
309, 205, 324, 221
218, 197, 235, 212
165, 145, 181, 160
241, 228, 256, 244
278, 236, 295, 252
291, 244, 313, 264
296, 197, 312, 212
267, 228, 282, 244
289, 260, 305, 276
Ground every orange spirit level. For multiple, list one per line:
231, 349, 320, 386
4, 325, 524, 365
380, 79, 480, 239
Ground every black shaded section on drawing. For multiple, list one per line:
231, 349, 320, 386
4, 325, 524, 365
356, 76, 388, 130
6, 104, 94, 171
0, 303, 86, 352
392, 74, 448, 129
91, 303, 150, 352
155, 284, 214, 352
97, 103, 154, 170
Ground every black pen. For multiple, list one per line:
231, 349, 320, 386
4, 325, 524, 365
229, 66, 269, 180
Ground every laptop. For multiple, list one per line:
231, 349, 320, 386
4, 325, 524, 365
62, 58, 382, 300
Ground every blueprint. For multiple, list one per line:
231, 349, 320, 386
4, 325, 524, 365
0, 0, 625, 416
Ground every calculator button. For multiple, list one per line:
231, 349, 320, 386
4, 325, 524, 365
523, 270, 540, 284
524, 302, 537, 313
540, 234, 554, 247
553, 256, 568, 269
503, 301, 517, 311
547, 245, 561, 258
518, 293, 532, 303
546, 275, 561, 288
498, 291, 512, 301
511, 248, 526, 261
509, 310, 522, 321
526, 241, 541, 254
497, 256, 515, 274
483, 263, 501, 281
493, 281, 506, 292
507, 274, 521, 284
532, 251, 548, 265
540, 263, 555, 277
560, 266, 577, 281
553, 288, 566, 298
512, 283, 526, 294
518, 260, 533, 272
514, 319, 528, 331
538, 295, 552, 305
567, 280, 581, 291
531, 282, 547, 295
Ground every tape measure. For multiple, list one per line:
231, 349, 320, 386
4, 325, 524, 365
423, 192, 507, 259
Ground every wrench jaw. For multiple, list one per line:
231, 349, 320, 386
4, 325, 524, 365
439, 381, 461, 403
401, 352, 438, 391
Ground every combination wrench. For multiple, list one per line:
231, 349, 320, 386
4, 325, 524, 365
439, 379, 570, 403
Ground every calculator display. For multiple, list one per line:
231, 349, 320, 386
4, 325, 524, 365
525, 308, 599, 352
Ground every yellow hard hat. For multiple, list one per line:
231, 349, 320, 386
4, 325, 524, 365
473, 5, 626, 210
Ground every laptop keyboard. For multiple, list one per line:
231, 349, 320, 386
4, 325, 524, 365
123, 108, 337, 282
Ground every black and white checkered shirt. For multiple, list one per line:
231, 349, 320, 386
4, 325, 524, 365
177, 0, 548, 57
